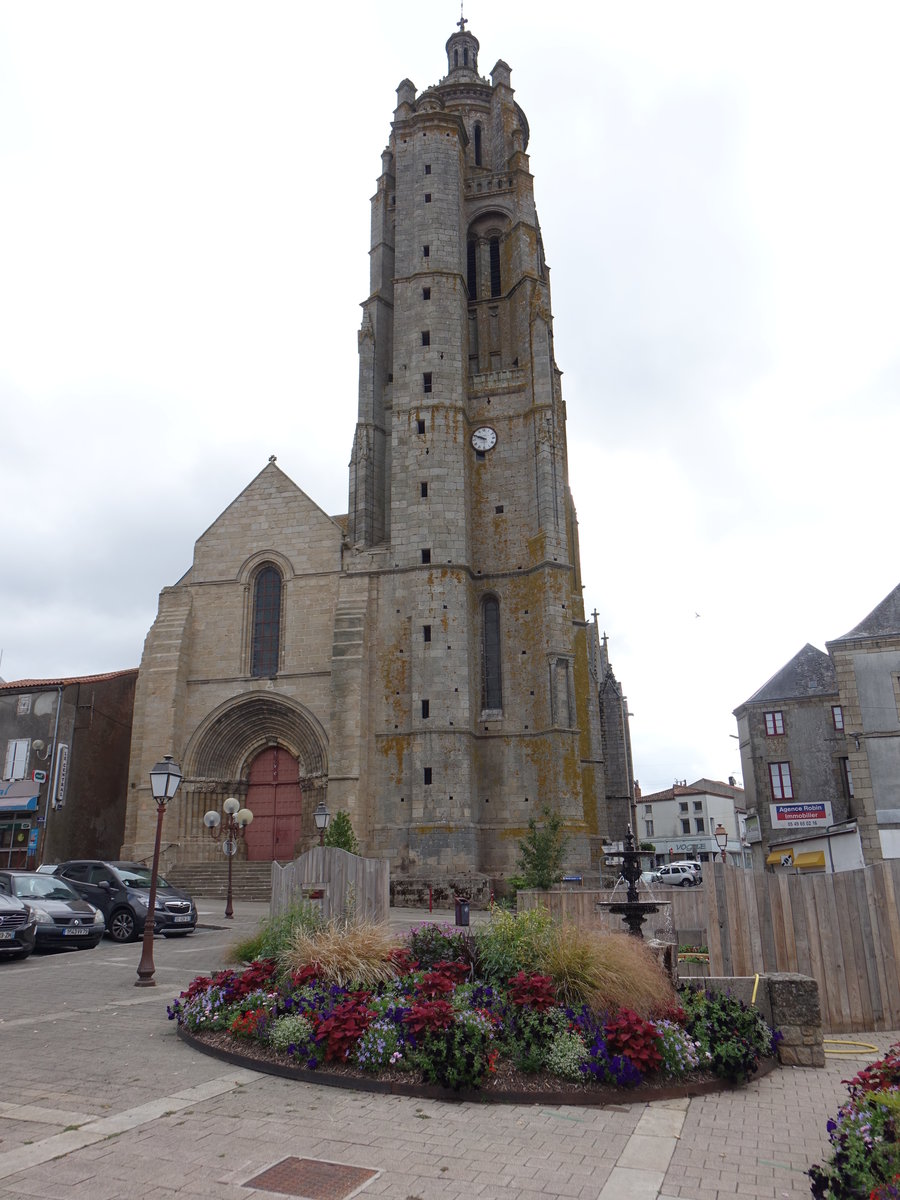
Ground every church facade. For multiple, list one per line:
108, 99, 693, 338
122, 23, 632, 884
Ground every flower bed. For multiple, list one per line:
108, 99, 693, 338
168, 917, 778, 1101
809, 1042, 900, 1199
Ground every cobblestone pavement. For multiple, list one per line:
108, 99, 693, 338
0, 901, 893, 1200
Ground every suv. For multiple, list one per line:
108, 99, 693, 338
53, 860, 197, 943
657, 861, 702, 887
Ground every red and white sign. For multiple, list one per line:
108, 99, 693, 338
771, 801, 832, 829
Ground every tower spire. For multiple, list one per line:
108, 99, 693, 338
457, 2, 467, 32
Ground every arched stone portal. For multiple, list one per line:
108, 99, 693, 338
175, 693, 329, 864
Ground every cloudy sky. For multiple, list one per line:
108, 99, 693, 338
2, 1, 898, 795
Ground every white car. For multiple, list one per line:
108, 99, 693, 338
657, 862, 702, 887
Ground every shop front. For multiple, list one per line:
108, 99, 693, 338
0, 781, 40, 868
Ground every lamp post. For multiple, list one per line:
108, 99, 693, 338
203, 797, 254, 919
135, 755, 183, 987
714, 822, 729, 864
313, 801, 330, 847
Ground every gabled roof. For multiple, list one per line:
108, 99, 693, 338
0, 669, 138, 691
829, 581, 900, 644
641, 778, 744, 803
737, 643, 836, 708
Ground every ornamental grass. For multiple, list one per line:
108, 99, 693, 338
281, 919, 401, 989
537, 922, 676, 1017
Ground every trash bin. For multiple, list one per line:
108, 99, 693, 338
454, 895, 470, 927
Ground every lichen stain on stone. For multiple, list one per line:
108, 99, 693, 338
379, 735, 409, 780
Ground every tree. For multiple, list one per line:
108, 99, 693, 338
640, 841, 656, 853
323, 810, 360, 855
515, 805, 568, 890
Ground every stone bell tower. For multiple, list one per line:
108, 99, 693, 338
342, 20, 614, 879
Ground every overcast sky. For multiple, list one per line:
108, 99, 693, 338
2, 1, 899, 795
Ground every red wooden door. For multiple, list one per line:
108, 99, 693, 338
244, 747, 303, 862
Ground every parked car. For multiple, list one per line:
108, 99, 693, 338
53, 860, 197, 943
640, 869, 661, 886
0, 870, 105, 950
0, 892, 37, 959
657, 862, 702, 887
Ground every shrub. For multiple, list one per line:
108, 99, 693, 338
269, 1014, 315, 1055
282, 920, 401, 989
314, 995, 375, 1062
577, 1009, 644, 1087
810, 1088, 900, 1200
507, 971, 556, 1011
404, 999, 456, 1036
538, 924, 676, 1017
230, 898, 322, 964
680, 987, 776, 1083
655, 1020, 702, 1077
545, 1031, 588, 1081
470, 907, 554, 985
354, 1017, 404, 1072
405, 923, 470, 971
604, 1009, 663, 1075
505, 1005, 568, 1073
515, 805, 568, 889
323, 810, 360, 854
409, 1009, 496, 1091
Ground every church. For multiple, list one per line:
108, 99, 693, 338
122, 21, 633, 890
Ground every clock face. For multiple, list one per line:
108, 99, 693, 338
471, 426, 497, 452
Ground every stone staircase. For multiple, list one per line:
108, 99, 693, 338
166, 861, 274, 903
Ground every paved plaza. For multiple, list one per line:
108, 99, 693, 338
0, 900, 894, 1200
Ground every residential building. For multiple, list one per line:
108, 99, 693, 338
733, 644, 852, 870
826, 581, 900, 863
0, 671, 137, 867
636, 778, 749, 867
735, 581, 900, 869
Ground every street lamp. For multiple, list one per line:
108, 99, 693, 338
714, 822, 728, 864
135, 755, 183, 987
313, 801, 330, 847
203, 797, 254, 919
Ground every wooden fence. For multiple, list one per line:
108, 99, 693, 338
706, 860, 900, 1034
521, 862, 900, 1033
271, 846, 389, 924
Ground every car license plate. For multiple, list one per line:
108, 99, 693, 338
0, 931, 14, 940
63, 927, 89, 936
173, 914, 192, 923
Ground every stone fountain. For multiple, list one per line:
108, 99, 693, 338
599, 826, 661, 938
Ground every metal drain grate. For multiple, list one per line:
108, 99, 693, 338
244, 1156, 378, 1200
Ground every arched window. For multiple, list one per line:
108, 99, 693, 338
474, 122, 483, 167
467, 239, 477, 299
489, 237, 501, 297
251, 565, 282, 677
482, 596, 502, 711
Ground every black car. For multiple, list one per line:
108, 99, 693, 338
0, 870, 105, 950
0, 892, 37, 959
53, 860, 197, 943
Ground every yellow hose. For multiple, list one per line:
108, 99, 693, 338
823, 1039, 879, 1056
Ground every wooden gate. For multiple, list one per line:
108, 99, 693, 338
243, 747, 303, 862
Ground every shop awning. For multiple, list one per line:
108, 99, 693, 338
794, 851, 826, 870
0, 781, 40, 812
766, 849, 792, 865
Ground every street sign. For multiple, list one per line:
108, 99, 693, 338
223, 839, 237, 856
33, 770, 47, 784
